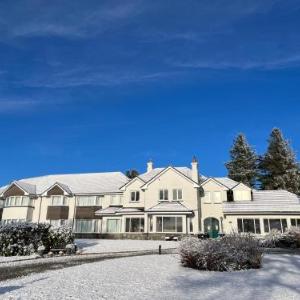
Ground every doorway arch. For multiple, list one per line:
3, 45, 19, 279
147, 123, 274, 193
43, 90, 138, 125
204, 217, 220, 238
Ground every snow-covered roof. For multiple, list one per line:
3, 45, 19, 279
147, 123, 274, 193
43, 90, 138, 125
223, 190, 300, 214
146, 201, 193, 214
95, 206, 144, 216
139, 167, 206, 183
1, 172, 129, 196
213, 177, 240, 189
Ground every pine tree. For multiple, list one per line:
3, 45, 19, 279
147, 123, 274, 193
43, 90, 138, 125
125, 169, 139, 179
225, 133, 258, 187
259, 128, 300, 194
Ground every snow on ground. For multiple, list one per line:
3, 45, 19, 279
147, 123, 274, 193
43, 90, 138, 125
0, 253, 299, 300
76, 239, 179, 253
0, 255, 38, 264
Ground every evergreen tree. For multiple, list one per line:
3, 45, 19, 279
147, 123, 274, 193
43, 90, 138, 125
259, 128, 300, 194
225, 133, 258, 187
125, 169, 139, 179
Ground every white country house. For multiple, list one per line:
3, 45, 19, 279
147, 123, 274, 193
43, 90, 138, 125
1, 158, 300, 239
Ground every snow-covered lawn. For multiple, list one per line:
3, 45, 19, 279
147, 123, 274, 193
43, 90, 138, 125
0, 253, 299, 299
76, 238, 179, 253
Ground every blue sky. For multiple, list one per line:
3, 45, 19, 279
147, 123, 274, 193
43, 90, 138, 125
1, 0, 300, 185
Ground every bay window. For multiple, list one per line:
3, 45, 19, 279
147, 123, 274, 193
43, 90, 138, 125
50, 219, 67, 227
5, 196, 33, 207
156, 216, 183, 233
291, 219, 300, 227
237, 218, 261, 234
107, 219, 121, 233
75, 219, 100, 233
76, 196, 102, 206
263, 219, 287, 233
125, 217, 144, 232
51, 196, 67, 206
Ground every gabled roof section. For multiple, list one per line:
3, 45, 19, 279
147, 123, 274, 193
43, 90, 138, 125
42, 182, 73, 196
214, 177, 240, 189
140, 166, 200, 189
231, 182, 251, 190
146, 201, 193, 214
119, 176, 145, 191
5, 181, 36, 196
201, 178, 229, 190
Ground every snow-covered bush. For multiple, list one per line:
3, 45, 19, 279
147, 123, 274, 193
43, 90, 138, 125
179, 234, 263, 271
0, 223, 75, 256
47, 225, 74, 249
260, 228, 300, 248
0, 223, 50, 256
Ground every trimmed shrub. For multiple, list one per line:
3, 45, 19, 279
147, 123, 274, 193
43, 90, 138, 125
0, 223, 75, 256
260, 227, 300, 248
179, 234, 263, 271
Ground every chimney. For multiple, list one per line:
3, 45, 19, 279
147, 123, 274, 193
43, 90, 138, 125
147, 159, 153, 173
191, 156, 199, 183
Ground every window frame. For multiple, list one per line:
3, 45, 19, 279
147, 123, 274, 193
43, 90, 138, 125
172, 189, 183, 201
51, 195, 68, 206
125, 217, 145, 233
156, 216, 183, 233
263, 218, 288, 233
130, 191, 140, 202
159, 189, 169, 201
237, 218, 261, 234
106, 218, 121, 233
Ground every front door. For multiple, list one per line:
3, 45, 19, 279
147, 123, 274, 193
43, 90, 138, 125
204, 217, 220, 238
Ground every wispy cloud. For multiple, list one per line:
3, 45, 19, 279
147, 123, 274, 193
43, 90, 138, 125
169, 54, 300, 71
0, 0, 144, 39
19, 67, 177, 88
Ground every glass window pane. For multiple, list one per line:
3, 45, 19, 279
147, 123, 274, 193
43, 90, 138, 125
281, 219, 288, 232
107, 219, 120, 233
131, 192, 135, 201
243, 219, 255, 233
255, 219, 261, 234
136, 192, 140, 201
269, 219, 282, 232
159, 190, 164, 200
173, 189, 177, 201
177, 217, 183, 232
163, 217, 176, 232
237, 219, 243, 233
164, 190, 168, 200
178, 189, 182, 200
291, 219, 296, 226
263, 219, 269, 233
156, 217, 162, 232
125, 218, 130, 232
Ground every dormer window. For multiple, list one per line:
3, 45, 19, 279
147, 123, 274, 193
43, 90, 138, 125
159, 189, 168, 201
51, 196, 67, 206
130, 191, 140, 202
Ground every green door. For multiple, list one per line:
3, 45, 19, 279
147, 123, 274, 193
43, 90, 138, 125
204, 218, 220, 238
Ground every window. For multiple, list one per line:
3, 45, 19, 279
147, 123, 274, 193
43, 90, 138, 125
173, 189, 183, 201
130, 191, 140, 202
263, 219, 288, 233
291, 219, 300, 227
50, 219, 68, 227
125, 218, 144, 232
107, 219, 121, 233
189, 218, 194, 233
203, 191, 211, 203
156, 217, 183, 233
213, 192, 222, 203
51, 196, 67, 206
149, 216, 153, 232
5, 196, 33, 207
237, 218, 261, 234
75, 219, 100, 233
159, 189, 168, 201
76, 196, 102, 206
